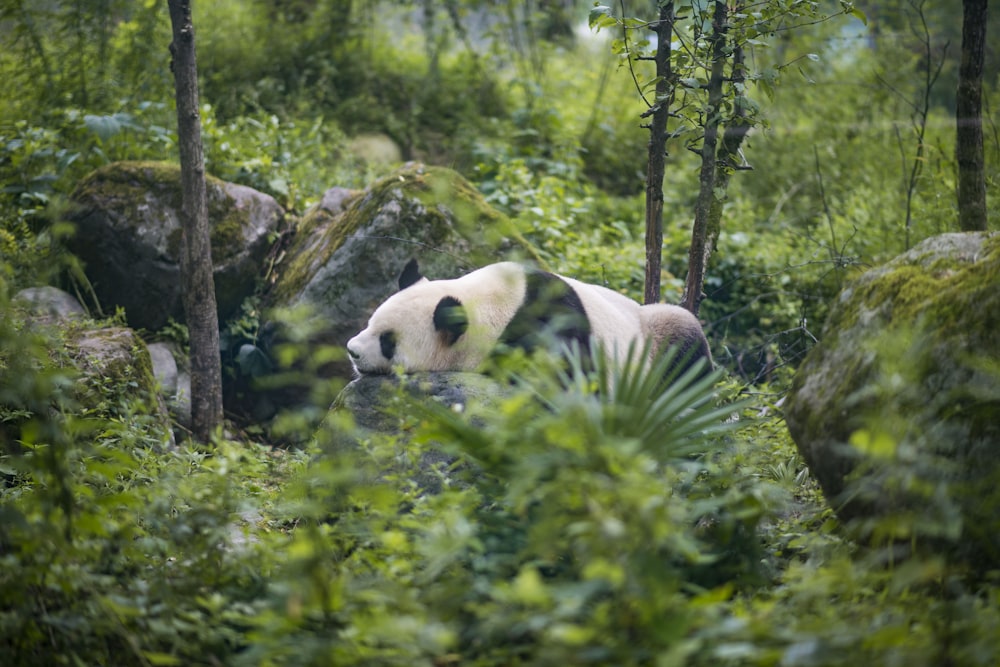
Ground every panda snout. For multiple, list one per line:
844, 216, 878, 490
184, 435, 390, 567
345, 336, 362, 361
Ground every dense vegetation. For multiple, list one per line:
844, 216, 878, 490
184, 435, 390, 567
1, 1, 998, 665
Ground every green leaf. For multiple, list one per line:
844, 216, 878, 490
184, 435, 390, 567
83, 113, 139, 143
512, 567, 550, 605
841, 1, 868, 25
588, 5, 617, 32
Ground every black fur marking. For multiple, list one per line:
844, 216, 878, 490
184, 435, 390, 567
433, 296, 468, 346
379, 331, 397, 360
398, 258, 424, 291
498, 269, 591, 357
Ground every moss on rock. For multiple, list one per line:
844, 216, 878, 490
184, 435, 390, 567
269, 162, 530, 307
64, 325, 174, 448
67, 161, 284, 330
785, 232, 1000, 568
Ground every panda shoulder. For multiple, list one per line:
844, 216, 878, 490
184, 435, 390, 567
460, 261, 530, 286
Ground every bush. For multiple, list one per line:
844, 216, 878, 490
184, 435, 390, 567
3, 290, 999, 665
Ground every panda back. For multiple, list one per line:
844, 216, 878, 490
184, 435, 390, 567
497, 269, 592, 356
559, 275, 643, 360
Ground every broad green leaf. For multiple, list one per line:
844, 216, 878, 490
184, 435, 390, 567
588, 5, 617, 31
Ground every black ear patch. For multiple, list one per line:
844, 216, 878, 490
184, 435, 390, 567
433, 296, 468, 346
398, 258, 424, 291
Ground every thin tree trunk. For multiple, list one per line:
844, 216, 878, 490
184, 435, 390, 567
168, 0, 223, 442
956, 0, 988, 232
643, 1, 674, 305
705, 33, 750, 273
682, 0, 728, 316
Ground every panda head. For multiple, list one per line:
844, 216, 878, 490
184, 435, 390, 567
346, 259, 471, 374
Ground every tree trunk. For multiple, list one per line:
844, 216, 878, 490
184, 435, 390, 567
705, 35, 750, 276
682, 0, 728, 316
956, 0, 988, 232
167, 0, 223, 442
642, 2, 674, 305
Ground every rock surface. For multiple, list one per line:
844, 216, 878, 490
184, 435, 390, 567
785, 232, 1000, 565
148, 341, 191, 432
13, 286, 88, 324
12, 287, 183, 444
66, 161, 284, 330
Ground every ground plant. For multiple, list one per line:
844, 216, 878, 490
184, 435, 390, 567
1, 1, 999, 665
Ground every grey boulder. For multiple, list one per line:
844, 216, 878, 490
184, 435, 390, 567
66, 161, 284, 331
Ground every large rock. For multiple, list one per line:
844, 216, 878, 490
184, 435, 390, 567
262, 162, 533, 379
13, 286, 87, 324
785, 232, 1000, 566
11, 286, 185, 445
66, 161, 284, 331
67, 326, 175, 449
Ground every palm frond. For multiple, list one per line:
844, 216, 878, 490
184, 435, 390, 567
546, 338, 748, 463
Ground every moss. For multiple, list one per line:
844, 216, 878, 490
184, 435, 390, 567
786, 232, 1000, 563
72, 160, 258, 263
206, 187, 252, 263
814, 234, 1000, 356
66, 327, 162, 415
791, 235, 995, 417
298, 189, 363, 237
864, 239, 999, 346
404, 166, 503, 229
73, 161, 184, 215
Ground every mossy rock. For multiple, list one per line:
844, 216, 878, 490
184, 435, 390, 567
67, 161, 285, 330
67, 326, 175, 449
9, 285, 179, 448
262, 162, 535, 378
785, 232, 1000, 568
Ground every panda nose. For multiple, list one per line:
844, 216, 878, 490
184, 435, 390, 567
347, 345, 360, 360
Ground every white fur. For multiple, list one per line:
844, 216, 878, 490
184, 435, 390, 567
346, 262, 709, 374
347, 262, 527, 373
558, 274, 643, 364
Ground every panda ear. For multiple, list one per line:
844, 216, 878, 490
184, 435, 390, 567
398, 258, 424, 291
433, 296, 468, 346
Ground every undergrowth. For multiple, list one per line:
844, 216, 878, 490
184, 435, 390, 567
3, 306, 998, 665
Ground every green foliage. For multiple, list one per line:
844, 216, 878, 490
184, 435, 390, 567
200, 110, 361, 211
591, 1, 861, 161
0, 258, 994, 665
1, 2, 999, 664
6, 306, 999, 665
244, 345, 764, 666
0, 0, 171, 116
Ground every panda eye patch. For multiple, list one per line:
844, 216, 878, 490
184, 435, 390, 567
379, 331, 397, 360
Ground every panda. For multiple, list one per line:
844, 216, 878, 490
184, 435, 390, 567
346, 259, 712, 378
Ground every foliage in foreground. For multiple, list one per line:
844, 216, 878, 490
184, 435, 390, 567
3, 306, 999, 666
1, 1, 999, 663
